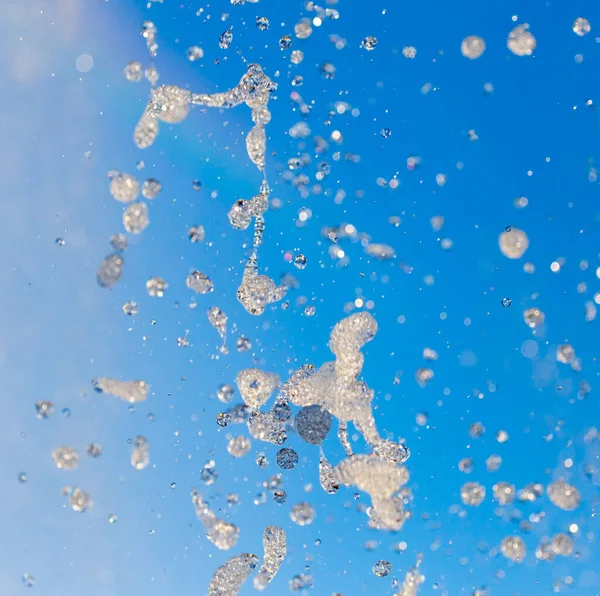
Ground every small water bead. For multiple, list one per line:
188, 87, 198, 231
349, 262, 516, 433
461, 35, 486, 59
518, 482, 543, 502
23, 573, 36, 588
141, 21, 158, 57
187, 45, 204, 61
192, 179, 202, 191
109, 233, 128, 252
124, 60, 143, 82
276, 447, 299, 470
219, 30, 233, 49
290, 501, 315, 526
86, 443, 102, 458
460, 482, 486, 506
70, 487, 93, 512
35, 400, 54, 420
415, 367, 434, 386
291, 75, 303, 87
507, 24, 536, 56
256, 453, 268, 468
110, 172, 139, 203
256, 16, 270, 30
18, 472, 28, 483
93, 377, 149, 403
372, 560, 392, 578
55, 237, 65, 246
188, 225, 205, 243
97, 254, 124, 288
362, 36, 378, 51
122, 301, 139, 316
380, 128, 391, 138
556, 344, 575, 364
547, 479, 581, 511
499, 227, 529, 259
217, 412, 232, 427
187, 271, 214, 294
177, 337, 190, 348
294, 254, 307, 270
108, 513, 118, 524
141, 178, 162, 199
273, 490, 287, 504
146, 276, 168, 297
290, 50, 304, 64
123, 202, 149, 234
227, 435, 251, 458
496, 430, 509, 443
573, 17, 591, 36
501, 297, 512, 308
236, 336, 252, 352
304, 305, 316, 316
52, 446, 79, 470
279, 35, 292, 50
501, 536, 526, 563
217, 384, 235, 403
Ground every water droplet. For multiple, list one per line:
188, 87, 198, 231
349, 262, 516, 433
188, 225, 205, 242
187, 271, 214, 294
146, 276, 168, 297
461, 35, 486, 59
294, 254, 307, 270
362, 36, 378, 51
55, 237, 65, 246
219, 30, 233, 49
187, 46, 204, 61
108, 513, 118, 524
35, 400, 54, 420
123, 202, 149, 234
124, 60, 143, 82
123, 301, 139, 316
276, 447, 299, 470
501, 297, 512, 308
573, 17, 591, 36
372, 560, 392, 578
18, 472, 28, 483
256, 16, 270, 31
141, 178, 162, 199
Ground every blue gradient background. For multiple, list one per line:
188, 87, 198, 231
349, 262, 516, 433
2, 0, 600, 594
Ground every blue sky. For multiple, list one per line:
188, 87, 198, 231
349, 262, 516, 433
2, 0, 600, 594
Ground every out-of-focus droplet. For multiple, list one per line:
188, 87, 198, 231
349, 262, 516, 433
52, 446, 79, 470
109, 233, 128, 252
228, 435, 252, 458
187, 271, 214, 294
98, 254, 124, 288
290, 501, 315, 525
236, 336, 251, 352
187, 46, 204, 61
35, 400, 54, 420
123, 202, 149, 234
461, 35, 486, 59
124, 60, 143, 82
141, 178, 162, 199
501, 536, 526, 562
499, 227, 529, 259
86, 443, 102, 458
146, 276, 168, 297
573, 17, 591, 36
131, 436, 150, 470
18, 472, 28, 483
108, 513, 118, 524
110, 172, 140, 203
507, 24, 536, 56
217, 384, 235, 403
460, 482, 485, 506
23, 573, 36, 588
70, 487, 93, 512
188, 225, 205, 242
